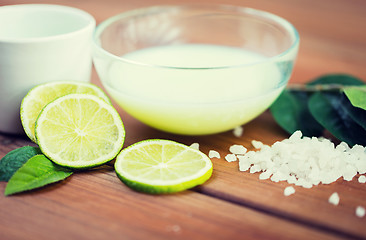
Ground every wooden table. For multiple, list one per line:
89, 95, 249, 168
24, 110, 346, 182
1, 0, 365, 239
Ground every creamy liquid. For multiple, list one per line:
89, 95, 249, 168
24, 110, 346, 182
104, 44, 285, 135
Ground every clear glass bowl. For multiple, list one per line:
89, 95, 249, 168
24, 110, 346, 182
93, 4, 299, 135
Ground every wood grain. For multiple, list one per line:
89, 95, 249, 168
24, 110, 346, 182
0, 168, 345, 240
1, 0, 366, 239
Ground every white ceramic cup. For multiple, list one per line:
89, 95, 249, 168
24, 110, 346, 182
0, 4, 95, 134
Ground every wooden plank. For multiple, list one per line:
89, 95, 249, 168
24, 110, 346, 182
0, 166, 345, 240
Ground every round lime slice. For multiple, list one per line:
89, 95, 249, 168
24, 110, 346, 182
21, 80, 110, 142
35, 93, 125, 169
114, 139, 213, 194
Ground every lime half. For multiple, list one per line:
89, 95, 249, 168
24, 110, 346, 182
35, 94, 125, 169
21, 81, 110, 142
114, 139, 213, 194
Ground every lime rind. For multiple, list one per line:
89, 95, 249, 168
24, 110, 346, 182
116, 165, 213, 194
20, 81, 111, 142
114, 139, 213, 194
35, 93, 125, 169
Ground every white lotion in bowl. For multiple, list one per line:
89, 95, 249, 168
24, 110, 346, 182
103, 44, 287, 135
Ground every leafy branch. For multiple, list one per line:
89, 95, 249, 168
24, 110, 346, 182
288, 84, 366, 92
270, 74, 366, 146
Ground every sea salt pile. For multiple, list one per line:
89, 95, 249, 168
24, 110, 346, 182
238, 131, 366, 188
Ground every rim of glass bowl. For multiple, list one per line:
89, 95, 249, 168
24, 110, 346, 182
93, 4, 299, 70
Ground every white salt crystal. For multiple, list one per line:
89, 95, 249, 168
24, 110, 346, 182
289, 130, 302, 141
277, 171, 288, 181
287, 175, 297, 184
321, 177, 334, 185
343, 165, 358, 181
284, 186, 295, 196
190, 143, 199, 150
301, 181, 313, 189
358, 175, 366, 183
350, 144, 365, 155
225, 154, 237, 162
237, 153, 256, 165
336, 142, 349, 152
208, 150, 220, 159
271, 172, 285, 182
295, 178, 307, 187
310, 178, 320, 186
237, 154, 247, 161
249, 164, 261, 173
356, 206, 365, 218
238, 159, 250, 171
259, 170, 272, 180
279, 164, 290, 176
355, 161, 366, 174
251, 140, 263, 149
233, 126, 243, 137
229, 144, 247, 155
328, 192, 340, 206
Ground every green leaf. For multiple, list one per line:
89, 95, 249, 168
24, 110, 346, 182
0, 146, 42, 181
343, 86, 366, 110
4, 155, 73, 196
270, 90, 323, 136
308, 91, 366, 146
308, 74, 364, 86
340, 93, 366, 131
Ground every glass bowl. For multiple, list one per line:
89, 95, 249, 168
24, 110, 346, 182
93, 4, 299, 135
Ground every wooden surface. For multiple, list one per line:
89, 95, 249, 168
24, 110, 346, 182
1, 0, 366, 239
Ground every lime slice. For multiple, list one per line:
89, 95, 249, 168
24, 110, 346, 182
35, 94, 125, 169
21, 81, 110, 142
114, 139, 213, 194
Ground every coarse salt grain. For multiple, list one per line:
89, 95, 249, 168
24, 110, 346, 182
251, 140, 263, 149
284, 186, 295, 196
209, 150, 220, 159
229, 144, 247, 155
189, 143, 199, 150
238, 156, 250, 171
225, 154, 237, 162
259, 170, 272, 180
358, 175, 366, 183
356, 206, 365, 218
233, 126, 243, 138
237, 130, 366, 188
328, 192, 340, 206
